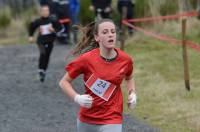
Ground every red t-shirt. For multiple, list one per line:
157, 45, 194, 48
65, 48, 133, 124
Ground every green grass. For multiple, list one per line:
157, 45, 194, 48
122, 28, 200, 131
0, 18, 29, 45
0, 27, 28, 45
0, 5, 38, 45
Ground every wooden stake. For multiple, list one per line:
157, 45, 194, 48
181, 18, 190, 91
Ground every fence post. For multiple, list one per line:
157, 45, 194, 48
181, 18, 190, 91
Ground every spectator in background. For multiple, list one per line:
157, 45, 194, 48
117, 0, 135, 36
89, 0, 112, 19
70, 0, 80, 44
55, 0, 71, 44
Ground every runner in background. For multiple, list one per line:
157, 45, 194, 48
28, 5, 62, 82
89, 0, 112, 19
117, 0, 135, 36
59, 19, 137, 132
38, 0, 57, 15
69, 0, 80, 44
39, 0, 48, 5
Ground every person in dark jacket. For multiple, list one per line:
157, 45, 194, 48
55, 0, 71, 44
28, 5, 62, 82
70, 0, 80, 44
89, 0, 112, 19
39, 0, 71, 44
117, 0, 135, 35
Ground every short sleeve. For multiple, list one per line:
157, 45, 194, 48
65, 55, 86, 79
125, 58, 133, 79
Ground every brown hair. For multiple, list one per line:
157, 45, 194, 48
72, 19, 115, 56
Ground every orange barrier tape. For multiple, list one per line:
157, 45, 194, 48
59, 18, 71, 24
126, 10, 198, 23
185, 40, 200, 52
122, 20, 200, 52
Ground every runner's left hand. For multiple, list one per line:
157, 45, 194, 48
48, 24, 55, 32
28, 37, 34, 43
127, 92, 137, 109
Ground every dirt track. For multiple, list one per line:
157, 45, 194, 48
0, 44, 159, 132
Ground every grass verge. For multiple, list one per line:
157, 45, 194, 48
122, 21, 200, 132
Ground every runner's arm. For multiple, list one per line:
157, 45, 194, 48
59, 72, 93, 108
28, 19, 40, 37
125, 74, 136, 94
51, 17, 63, 32
59, 72, 78, 100
125, 74, 137, 109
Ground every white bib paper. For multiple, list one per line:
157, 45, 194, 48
40, 24, 51, 35
90, 79, 111, 97
85, 74, 116, 101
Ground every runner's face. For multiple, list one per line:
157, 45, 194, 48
95, 22, 116, 49
41, 6, 50, 17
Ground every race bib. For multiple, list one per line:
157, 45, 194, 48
40, 24, 51, 35
85, 74, 116, 101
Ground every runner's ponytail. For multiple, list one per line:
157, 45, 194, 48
72, 21, 98, 55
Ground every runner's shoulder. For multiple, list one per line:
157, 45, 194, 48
116, 48, 133, 61
80, 48, 98, 57
75, 48, 98, 60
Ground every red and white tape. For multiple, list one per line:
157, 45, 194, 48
126, 10, 198, 23
122, 11, 200, 53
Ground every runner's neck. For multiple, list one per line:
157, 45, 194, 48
99, 48, 117, 59
99, 48, 118, 62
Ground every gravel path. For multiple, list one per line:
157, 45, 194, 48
0, 44, 159, 132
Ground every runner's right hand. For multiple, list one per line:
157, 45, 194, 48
74, 94, 93, 108
28, 37, 34, 43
